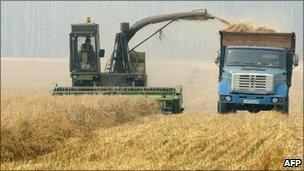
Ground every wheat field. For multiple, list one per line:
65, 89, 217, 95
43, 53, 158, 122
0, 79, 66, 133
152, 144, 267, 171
1, 58, 303, 170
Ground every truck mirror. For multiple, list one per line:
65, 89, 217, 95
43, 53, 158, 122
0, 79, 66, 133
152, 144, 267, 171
214, 50, 220, 66
99, 49, 105, 57
293, 54, 299, 67
215, 57, 219, 66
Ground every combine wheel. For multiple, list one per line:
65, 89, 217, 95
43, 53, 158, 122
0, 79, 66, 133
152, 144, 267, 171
163, 102, 173, 114
163, 100, 183, 114
172, 101, 183, 114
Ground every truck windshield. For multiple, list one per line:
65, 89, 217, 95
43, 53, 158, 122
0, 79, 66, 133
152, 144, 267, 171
226, 49, 285, 68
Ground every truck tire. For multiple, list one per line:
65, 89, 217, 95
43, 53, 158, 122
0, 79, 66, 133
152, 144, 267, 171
230, 107, 237, 113
248, 109, 261, 113
218, 101, 230, 114
280, 97, 289, 115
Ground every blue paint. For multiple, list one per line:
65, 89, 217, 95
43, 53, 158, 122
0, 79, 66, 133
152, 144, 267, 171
218, 80, 230, 95
275, 83, 288, 96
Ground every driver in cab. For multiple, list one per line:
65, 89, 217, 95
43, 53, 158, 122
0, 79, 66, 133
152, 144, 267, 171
79, 38, 95, 70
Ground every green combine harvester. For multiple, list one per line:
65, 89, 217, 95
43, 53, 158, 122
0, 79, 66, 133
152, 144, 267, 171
53, 10, 215, 113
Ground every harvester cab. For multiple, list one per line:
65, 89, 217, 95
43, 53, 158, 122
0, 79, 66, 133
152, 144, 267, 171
69, 17, 147, 87
53, 10, 216, 114
69, 17, 105, 86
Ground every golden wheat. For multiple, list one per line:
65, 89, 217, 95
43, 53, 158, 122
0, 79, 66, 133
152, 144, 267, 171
1, 94, 161, 162
226, 22, 278, 32
1, 58, 303, 170
1, 111, 302, 170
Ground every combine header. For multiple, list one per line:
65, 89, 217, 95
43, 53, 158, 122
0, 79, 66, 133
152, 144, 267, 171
53, 86, 183, 113
53, 10, 215, 113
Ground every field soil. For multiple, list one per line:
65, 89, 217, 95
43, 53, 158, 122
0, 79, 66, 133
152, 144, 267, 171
1, 57, 303, 169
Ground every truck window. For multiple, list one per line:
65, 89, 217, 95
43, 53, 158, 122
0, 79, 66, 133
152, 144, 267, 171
225, 49, 285, 68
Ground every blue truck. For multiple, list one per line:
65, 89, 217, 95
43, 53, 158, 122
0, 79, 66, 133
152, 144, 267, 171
215, 31, 299, 114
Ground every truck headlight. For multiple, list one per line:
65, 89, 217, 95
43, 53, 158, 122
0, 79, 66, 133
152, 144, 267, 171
272, 97, 278, 103
225, 96, 232, 102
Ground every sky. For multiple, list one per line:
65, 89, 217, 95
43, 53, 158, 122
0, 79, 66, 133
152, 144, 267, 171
1, 1, 303, 60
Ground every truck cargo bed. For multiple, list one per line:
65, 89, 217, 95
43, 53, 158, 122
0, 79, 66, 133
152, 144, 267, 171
220, 31, 295, 53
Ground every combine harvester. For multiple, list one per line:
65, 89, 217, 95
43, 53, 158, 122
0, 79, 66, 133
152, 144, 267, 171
53, 10, 216, 113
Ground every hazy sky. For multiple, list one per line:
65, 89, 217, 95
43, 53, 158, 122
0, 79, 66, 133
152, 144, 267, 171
1, 1, 303, 60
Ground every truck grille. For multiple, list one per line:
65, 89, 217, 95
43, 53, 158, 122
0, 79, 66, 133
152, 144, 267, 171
231, 74, 273, 94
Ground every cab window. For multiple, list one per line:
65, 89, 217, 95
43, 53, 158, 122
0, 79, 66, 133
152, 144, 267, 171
71, 35, 97, 71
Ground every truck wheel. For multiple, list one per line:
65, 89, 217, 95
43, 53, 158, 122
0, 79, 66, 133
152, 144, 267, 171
248, 109, 260, 113
218, 101, 230, 114
280, 97, 289, 115
230, 107, 237, 113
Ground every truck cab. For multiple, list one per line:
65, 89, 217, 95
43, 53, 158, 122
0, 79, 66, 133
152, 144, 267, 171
216, 31, 299, 114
